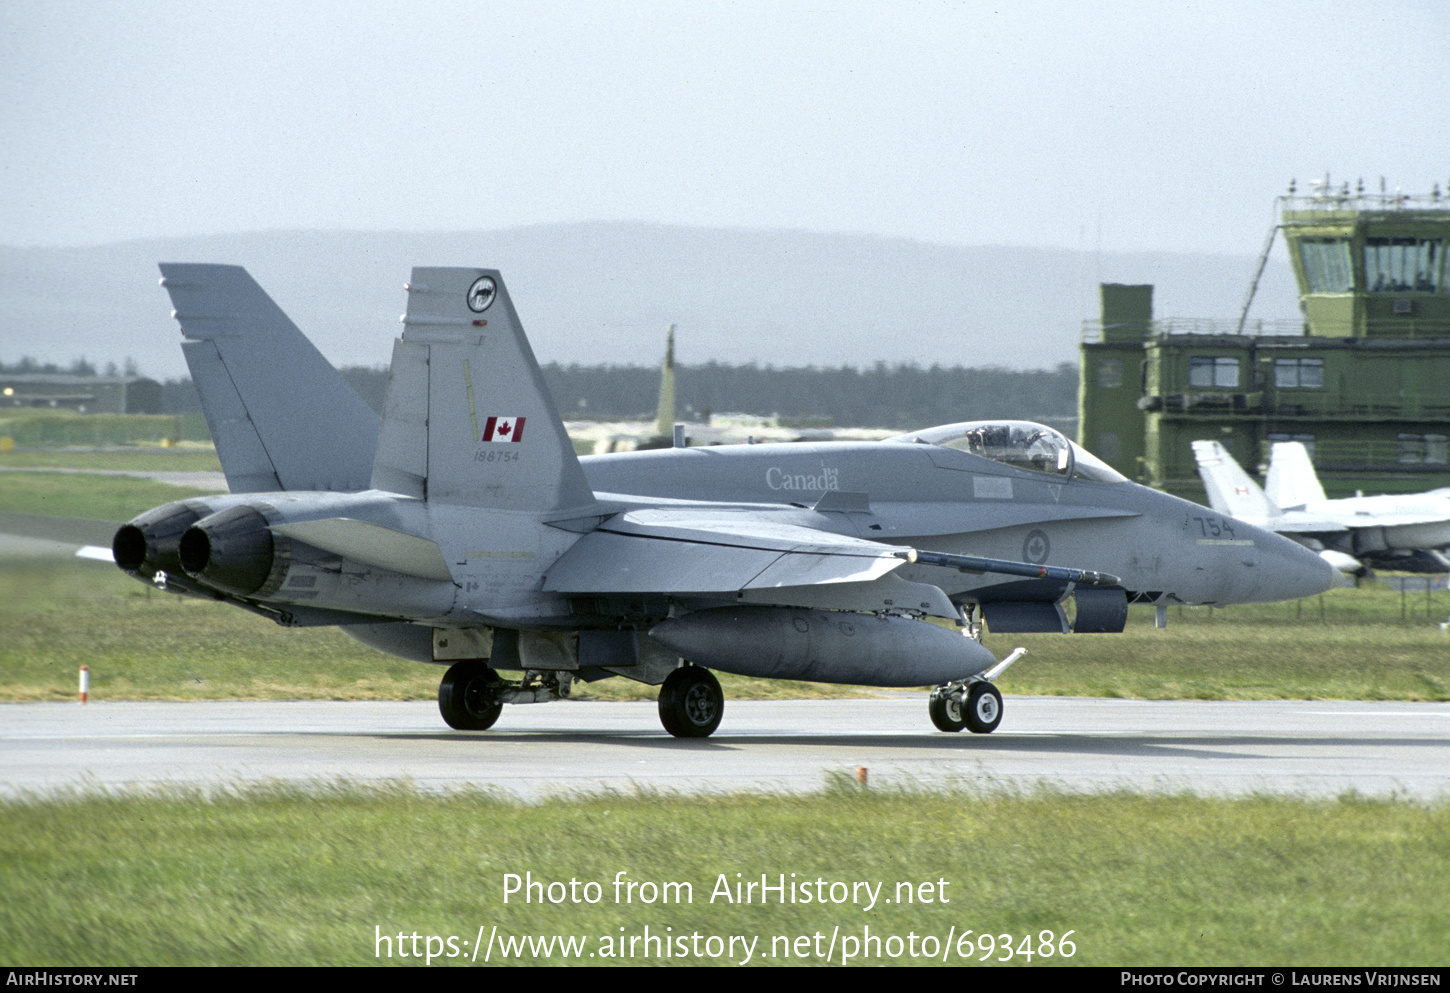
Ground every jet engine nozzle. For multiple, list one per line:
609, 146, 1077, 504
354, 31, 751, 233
112, 502, 204, 579
179, 505, 287, 598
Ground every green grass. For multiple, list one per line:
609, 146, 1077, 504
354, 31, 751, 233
0, 445, 222, 472
0, 410, 210, 446
0, 470, 216, 522
987, 602, 1450, 702
0, 785, 1445, 966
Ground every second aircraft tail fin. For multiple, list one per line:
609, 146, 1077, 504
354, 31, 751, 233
1191, 440, 1279, 523
1264, 442, 1327, 510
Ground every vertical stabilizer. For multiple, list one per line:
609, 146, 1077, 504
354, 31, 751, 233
654, 324, 676, 439
371, 268, 595, 513
1191, 440, 1279, 523
158, 264, 380, 493
1265, 442, 1327, 510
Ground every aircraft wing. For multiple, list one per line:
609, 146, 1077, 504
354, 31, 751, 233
1258, 512, 1350, 534
544, 511, 911, 595
544, 509, 1122, 619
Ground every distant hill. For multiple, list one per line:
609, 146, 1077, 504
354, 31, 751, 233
0, 223, 1302, 380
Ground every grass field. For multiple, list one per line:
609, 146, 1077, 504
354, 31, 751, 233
0, 444, 222, 473
1, 785, 1445, 966
0, 410, 210, 447
0, 469, 217, 522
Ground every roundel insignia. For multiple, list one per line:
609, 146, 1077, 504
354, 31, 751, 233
467, 276, 497, 313
1022, 529, 1050, 564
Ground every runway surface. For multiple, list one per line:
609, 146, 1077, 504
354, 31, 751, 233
4, 697, 1449, 800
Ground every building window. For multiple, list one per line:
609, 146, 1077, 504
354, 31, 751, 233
1297, 238, 1354, 293
1398, 434, 1449, 465
1364, 237, 1444, 293
1095, 358, 1123, 388
1274, 358, 1324, 389
1189, 356, 1239, 388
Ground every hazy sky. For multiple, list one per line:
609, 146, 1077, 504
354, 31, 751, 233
1, 1, 1446, 255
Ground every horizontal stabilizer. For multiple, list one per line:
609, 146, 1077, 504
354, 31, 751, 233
269, 518, 453, 582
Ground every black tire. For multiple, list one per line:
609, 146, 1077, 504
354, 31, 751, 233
438, 661, 504, 730
928, 692, 966, 732
658, 666, 724, 738
964, 682, 1003, 734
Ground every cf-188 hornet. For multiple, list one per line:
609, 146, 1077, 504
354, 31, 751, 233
113, 265, 1337, 737
1194, 439, 1450, 575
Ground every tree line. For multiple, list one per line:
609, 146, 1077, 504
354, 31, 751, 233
5, 357, 1079, 430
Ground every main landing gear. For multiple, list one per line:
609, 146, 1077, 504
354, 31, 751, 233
657, 665, 724, 738
438, 659, 726, 739
438, 660, 504, 730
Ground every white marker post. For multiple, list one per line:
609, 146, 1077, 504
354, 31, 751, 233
79, 665, 89, 705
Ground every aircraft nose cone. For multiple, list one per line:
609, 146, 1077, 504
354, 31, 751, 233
1252, 528, 1340, 602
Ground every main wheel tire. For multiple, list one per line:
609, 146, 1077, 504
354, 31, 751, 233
438, 661, 504, 730
658, 666, 724, 738
964, 682, 1003, 734
928, 692, 966, 732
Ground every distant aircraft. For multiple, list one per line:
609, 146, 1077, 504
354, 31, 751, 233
1193, 439, 1450, 574
112, 265, 1336, 737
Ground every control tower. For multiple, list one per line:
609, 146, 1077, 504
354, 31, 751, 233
1080, 178, 1450, 501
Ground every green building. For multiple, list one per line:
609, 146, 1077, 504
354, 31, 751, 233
1080, 182, 1450, 501
0, 373, 162, 414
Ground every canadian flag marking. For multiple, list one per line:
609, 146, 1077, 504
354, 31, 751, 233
482, 416, 526, 443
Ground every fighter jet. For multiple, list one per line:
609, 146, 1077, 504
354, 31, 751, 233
1193, 439, 1450, 575
113, 265, 1337, 738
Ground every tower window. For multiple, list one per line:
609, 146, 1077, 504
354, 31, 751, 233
1365, 238, 1444, 293
1189, 356, 1239, 388
1274, 358, 1324, 389
1297, 238, 1354, 293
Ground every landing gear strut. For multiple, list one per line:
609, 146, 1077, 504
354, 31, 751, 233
658, 665, 724, 738
438, 660, 504, 730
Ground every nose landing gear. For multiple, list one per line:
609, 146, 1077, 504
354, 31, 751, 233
928, 647, 1024, 734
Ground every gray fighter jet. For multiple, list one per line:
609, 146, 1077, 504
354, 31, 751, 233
113, 265, 1337, 737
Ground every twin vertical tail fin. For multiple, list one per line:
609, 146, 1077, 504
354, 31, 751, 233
1191, 440, 1280, 523
158, 264, 380, 493
1264, 441, 1327, 510
371, 268, 596, 514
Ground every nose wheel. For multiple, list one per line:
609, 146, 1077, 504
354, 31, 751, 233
964, 682, 1002, 733
929, 681, 1003, 734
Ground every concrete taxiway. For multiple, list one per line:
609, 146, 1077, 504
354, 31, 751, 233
3, 697, 1448, 800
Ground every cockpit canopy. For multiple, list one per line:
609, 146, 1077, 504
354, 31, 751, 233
889, 420, 1128, 483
